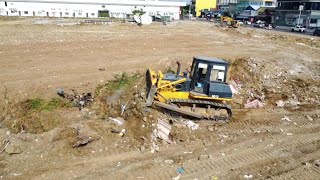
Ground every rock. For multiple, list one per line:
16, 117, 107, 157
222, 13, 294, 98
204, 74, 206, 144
5, 144, 22, 155
207, 126, 214, 132
164, 159, 174, 165
286, 133, 293, 136
140, 146, 145, 151
275, 100, 285, 107
243, 174, 253, 179
142, 117, 147, 122
315, 160, 320, 167
119, 129, 126, 137
305, 115, 313, 121
198, 155, 209, 160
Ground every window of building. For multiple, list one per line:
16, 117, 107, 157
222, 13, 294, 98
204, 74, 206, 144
65, 12, 69, 15
24, 11, 28, 14
91, 13, 95, 16
310, 19, 317, 23
102, 5, 105, 8
78, 12, 82, 16
52, 12, 56, 16
5, 1, 7, 6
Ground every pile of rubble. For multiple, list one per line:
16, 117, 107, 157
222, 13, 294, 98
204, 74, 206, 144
229, 57, 320, 109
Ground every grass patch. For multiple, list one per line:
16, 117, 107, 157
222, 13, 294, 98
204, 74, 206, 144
95, 72, 140, 95
27, 97, 72, 111
0, 16, 20, 21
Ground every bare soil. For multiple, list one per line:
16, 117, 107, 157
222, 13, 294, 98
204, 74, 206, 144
0, 18, 319, 179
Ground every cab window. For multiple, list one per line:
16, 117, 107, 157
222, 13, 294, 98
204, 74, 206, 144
210, 65, 225, 82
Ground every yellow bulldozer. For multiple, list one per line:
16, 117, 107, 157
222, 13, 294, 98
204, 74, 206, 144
146, 56, 233, 121
220, 16, 239, 28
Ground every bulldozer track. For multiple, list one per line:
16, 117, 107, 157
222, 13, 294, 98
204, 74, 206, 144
167, 98, 232, 121
120, 133, 320, 179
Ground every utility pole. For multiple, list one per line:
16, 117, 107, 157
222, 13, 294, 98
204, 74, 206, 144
297, 4, 304, 25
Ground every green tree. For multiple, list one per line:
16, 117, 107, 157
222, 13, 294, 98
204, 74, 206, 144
132, 8, 146, 26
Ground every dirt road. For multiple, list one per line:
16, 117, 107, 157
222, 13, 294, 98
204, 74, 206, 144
0, 18, 319, 179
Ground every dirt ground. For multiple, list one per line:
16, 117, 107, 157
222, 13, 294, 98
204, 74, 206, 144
0, 18, 320, 180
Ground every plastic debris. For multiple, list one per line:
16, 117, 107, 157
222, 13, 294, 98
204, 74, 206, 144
184, 120, 199, 130
109, 117, 125, 126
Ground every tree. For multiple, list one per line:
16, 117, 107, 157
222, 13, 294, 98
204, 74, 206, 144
132, 8, 146, 26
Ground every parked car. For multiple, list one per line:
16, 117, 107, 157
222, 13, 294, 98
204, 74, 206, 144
291, 25, 306, 32
265, 24, 273, 30
254, 21, 265, 28
313, 28, 320, 36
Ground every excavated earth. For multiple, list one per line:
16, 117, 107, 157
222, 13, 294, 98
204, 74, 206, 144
0, 18, 320, 179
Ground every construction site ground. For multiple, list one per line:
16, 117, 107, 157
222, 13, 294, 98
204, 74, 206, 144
0, 18, 319, 180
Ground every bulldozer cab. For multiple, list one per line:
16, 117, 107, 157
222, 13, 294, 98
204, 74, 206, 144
190, 56, 229, 95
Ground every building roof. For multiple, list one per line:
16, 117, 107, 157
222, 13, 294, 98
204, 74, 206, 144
4, 0, 187, 6
257, 6, 276, 13
245, 5, 261, 11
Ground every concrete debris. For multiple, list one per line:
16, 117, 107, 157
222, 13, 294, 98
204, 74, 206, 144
244, 99, 264, 109
315, 160, 320, 167
243, 174, 253, 179
109, 117, 125, 126
72, 136, 97, 148
305, 115, 313, 121
57, 88, 94, 110
164, 159, 174, 165
276, 100, 286, 107
157, 119, 173, 144
184, 120, 199, 130
286, 133, 293, 136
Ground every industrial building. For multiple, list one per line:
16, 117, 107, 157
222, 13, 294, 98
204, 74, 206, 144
192, 0, 217, 17
217, 0, 237, 13
0, 0, 186, 20
236, 0, 276, 13
275, 0, 320, 28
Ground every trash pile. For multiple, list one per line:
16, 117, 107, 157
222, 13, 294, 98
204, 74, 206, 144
57, 88, 94, 110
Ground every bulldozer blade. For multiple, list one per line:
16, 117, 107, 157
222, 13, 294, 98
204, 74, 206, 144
146, 86, 156, 107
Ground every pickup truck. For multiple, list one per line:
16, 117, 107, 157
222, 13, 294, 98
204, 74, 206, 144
291, 25, 306, 33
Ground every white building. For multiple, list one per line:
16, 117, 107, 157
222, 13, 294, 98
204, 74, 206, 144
0, 0, 186, 20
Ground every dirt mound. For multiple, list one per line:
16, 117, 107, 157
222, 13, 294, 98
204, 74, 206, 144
228, 57, 320, 108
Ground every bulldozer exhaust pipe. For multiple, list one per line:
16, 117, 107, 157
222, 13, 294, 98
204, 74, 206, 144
176, 61, 181, 78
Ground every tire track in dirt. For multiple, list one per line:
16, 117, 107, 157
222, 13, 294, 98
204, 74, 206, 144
113, 132, 320, 179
